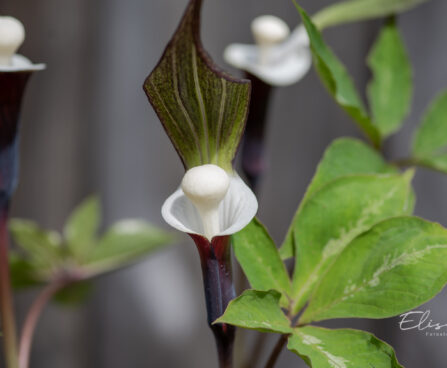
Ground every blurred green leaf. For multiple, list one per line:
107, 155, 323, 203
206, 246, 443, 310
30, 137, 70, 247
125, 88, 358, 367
297, 6, 381, 146
215, 290, 292, 334
412, 90, 447, 173
84, 220, 172, 275
9, 219, 62, 269
290, 171, 414, 314
301, 217, 447, 323
232, 219, 290, 304
313, 0, 428, 30
280, 138, 396, 259
367, 19, 412, 136
53, 281, 93, 306
64, 196, 100, 258
143, 0, 250, 171
288, 326, 402, 368
8, 253, 44, 289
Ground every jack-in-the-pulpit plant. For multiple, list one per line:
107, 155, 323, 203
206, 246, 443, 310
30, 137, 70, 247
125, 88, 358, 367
143, 0, 447, 367
225, 0, 428, 193
2, 0, 447, 367
143, 0, 257, 365
217, 3, 447, 368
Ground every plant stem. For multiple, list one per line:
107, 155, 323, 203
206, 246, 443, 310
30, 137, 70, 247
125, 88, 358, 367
190, 234, 236, 368
18, 280, 68, 368
264, 334, 289, 368
0, 206, 19, 368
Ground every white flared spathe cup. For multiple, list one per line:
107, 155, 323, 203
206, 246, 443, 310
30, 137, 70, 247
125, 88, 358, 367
224, 25, 311, 87
162, 173, 258, 239
0, 54, 45, 72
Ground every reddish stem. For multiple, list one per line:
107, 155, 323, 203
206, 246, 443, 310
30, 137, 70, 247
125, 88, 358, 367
0, 207, 19, 368
18, 280, 68, 368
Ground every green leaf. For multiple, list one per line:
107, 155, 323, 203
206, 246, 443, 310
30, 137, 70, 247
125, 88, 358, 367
303, 138, 397, 200
143, 0, 250, 172
64, 196, 100, 258
412, 90, 447, 173
301, 217, 447, 323
288, 326, 402, 368
84, 220, 172, 275
9, 219, 62, 269
53, 281, 93, 306
297, 6, 380, 147
9, 253, 44, 289
367, 19, 412, 137
313, 0, 428, 30
280, 138, 396, 260
290, 171, 414, 314
215, 290, 292, 334
232, 219, 290, 301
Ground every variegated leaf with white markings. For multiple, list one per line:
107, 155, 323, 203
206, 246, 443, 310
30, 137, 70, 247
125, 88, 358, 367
144, 0, 251, 172
290, 171, 414, 314
288, 326, 402, 368
301, 217, 447, 323
280, 137, 396, 260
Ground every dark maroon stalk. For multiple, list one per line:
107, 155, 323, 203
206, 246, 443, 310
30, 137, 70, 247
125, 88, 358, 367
0, 70, 33, 368
241, 72, 273, 192
190, 234, 235, 368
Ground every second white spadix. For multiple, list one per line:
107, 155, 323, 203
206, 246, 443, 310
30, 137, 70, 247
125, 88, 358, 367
0, 16, 25, 66
181, 164, 230, 240
251, 15, 290, 65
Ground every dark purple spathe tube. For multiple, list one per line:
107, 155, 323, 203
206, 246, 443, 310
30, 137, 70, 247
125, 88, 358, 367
0, 52, 45, 368
189, 233, 235, 368
0, 71, 32, 211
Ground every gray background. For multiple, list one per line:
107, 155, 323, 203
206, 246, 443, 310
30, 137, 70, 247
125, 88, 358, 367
2, 0, 447, 367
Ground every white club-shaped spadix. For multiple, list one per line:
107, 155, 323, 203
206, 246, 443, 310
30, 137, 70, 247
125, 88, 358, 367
251, 15, 290, 66
162, 165, 258, 241
224, 15, 311, 87
0, 16, 45, 72
0, 16, 25, 66
181, 165, 230, 241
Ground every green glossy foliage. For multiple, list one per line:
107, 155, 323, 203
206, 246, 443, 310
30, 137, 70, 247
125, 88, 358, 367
215, 290, 292, 334
412, 90, 447, 173
290, 171, 414, 313
313, 0, 428, 30
280, 138, 396, 259
303, 138, 396, 200
9, 197, 172, 305
301, 217, 447, 323
288, 327, 402, 368
143, 0, 250, 172
232, 219, 290, 300
298, 6, 380, 146
368, 19, 412, 136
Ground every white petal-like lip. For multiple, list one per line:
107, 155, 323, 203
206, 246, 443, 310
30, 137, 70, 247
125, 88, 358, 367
162, 174, 258, 238
224, 25, 311, 87
0, 54, 45, 72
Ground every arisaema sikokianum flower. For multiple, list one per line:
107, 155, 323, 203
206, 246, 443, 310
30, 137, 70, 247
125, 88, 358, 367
223, 0, 428, 190
143, 0, 257, 366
